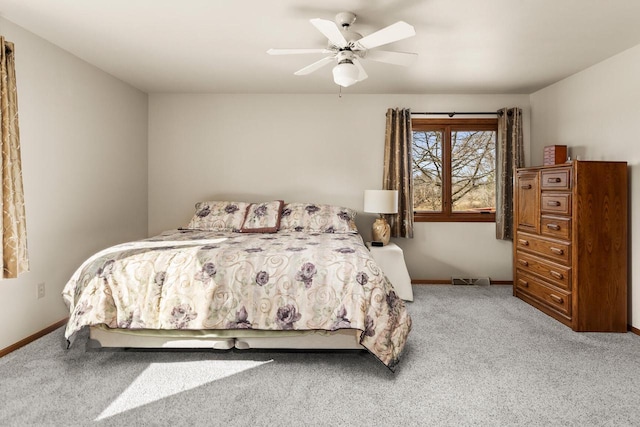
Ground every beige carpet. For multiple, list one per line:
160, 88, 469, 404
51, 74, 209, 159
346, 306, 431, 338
1, 285, 639, 426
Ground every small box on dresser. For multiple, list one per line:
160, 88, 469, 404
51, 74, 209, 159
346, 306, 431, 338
543, 145, 567, 165
513, 160, 628, 332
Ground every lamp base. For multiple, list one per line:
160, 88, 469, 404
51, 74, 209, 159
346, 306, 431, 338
372, 217, 391, 246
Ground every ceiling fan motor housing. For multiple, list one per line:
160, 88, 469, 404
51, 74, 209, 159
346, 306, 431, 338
335, 50, 356, 64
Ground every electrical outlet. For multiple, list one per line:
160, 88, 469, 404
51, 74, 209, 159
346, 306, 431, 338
37, 282, 45, 299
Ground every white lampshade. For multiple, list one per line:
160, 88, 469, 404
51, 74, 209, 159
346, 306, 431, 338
332, 62, 359, 87
364, 190, 399, 214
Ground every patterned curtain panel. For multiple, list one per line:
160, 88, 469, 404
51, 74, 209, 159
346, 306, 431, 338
495, 107, 524, 240
382, 108, 414, 238
1, 37, 29, 278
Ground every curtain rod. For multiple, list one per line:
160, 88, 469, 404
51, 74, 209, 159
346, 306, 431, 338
410, 111, 504, 117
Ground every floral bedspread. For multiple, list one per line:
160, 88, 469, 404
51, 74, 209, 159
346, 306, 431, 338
62, 229, 412, 369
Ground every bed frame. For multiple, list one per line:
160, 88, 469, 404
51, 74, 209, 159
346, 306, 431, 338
87, 326, 365, 351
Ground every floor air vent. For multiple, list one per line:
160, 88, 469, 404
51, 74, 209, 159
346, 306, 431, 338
451, 277, 491, 286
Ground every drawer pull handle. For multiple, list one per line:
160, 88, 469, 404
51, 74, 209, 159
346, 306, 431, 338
546, 223, 561, 231
520, 184, 532, 189
547, 177, 562, 183
550, 271, 564, 280
550, 294, 564, 304
550, 247, 564, 255
518, 260, 529, 267
518, 279, 529, 288
547, 201, 561, 207
518, 239, 529, 246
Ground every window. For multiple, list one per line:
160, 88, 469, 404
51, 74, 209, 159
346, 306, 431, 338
412, 118, 497, 222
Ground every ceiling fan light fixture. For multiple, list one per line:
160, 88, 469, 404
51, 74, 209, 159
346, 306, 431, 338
332, 61, 359, 87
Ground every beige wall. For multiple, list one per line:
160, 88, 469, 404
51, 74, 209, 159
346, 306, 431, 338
0, 18, 149, 350
148, 93, 530, 281
530, 43, 640, 328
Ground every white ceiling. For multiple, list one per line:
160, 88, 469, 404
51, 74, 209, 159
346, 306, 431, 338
2, 0, 640, 94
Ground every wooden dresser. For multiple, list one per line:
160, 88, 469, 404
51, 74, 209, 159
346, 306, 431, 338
513, 160, 628, 332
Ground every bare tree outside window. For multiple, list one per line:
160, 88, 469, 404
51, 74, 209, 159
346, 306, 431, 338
412, 130, 443, 211
451, 130, 496, 212
412, 118, 497, 222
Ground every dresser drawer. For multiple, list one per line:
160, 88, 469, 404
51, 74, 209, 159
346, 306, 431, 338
541, 215, 571, 240
541, 193, 571, 215
515, 270, 572, 317
541, 168, 571, 190
515, 231, 571, 265
515, 251, 571, 290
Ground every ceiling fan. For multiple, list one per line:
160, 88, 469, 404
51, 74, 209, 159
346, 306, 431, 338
267, 12, 417, 88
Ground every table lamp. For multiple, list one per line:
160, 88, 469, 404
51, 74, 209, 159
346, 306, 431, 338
364, 189, 398, 246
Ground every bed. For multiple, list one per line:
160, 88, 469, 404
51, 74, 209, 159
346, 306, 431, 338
63, 201, 412, 370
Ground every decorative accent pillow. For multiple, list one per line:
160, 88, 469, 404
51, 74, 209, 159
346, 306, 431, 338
240, 200, 284, 233
186, 201, 250, 231
279, 203, 358, 234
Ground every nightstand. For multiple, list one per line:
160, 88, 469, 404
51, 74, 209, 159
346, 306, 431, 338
366, 242, 413, 301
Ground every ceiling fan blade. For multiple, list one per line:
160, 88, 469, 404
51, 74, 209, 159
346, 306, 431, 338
267, 48, 332, 55
294, 56, 335, 75
356, 21, 416, 50
364, 50, 418, 67
310, 18, 348, 48
352, 58, 368, 82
